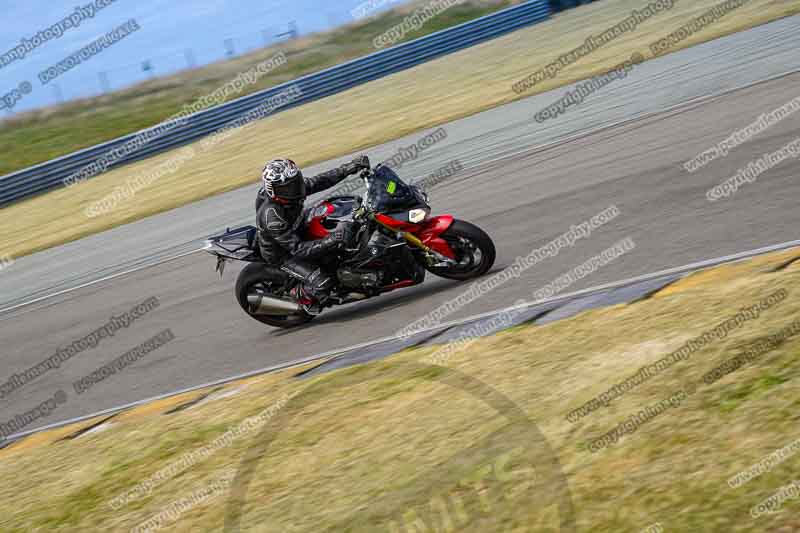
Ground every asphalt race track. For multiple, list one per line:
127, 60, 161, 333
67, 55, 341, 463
2, 15, 799, 311
1, 17, 799, 436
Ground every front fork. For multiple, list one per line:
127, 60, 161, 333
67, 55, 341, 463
370, 214, 456, 266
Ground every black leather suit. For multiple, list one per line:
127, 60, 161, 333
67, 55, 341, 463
255, 162, 362, 297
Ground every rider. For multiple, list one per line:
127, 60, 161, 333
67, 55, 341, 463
255, 155, 371, 309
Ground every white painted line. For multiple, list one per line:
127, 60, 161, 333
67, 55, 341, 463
1, 351, 333, 443
316, 238, 800, 353
6, 238, 798, 444
0, 247, 205, 316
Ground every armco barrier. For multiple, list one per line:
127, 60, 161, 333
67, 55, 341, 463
549, 0, 601, 12
0, 1, 551, 207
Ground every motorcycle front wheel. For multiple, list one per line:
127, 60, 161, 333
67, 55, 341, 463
235, 263, 314, 328
422, 219, 496, 281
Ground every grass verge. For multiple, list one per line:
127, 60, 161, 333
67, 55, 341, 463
1, 0, 798, 260
1, 249, 799, 531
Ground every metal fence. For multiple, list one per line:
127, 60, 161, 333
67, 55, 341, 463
0, 1, 551, 207
550, 0, 601, 12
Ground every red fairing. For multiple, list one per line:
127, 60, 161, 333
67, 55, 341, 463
416, 215, 456, 259
382, 279, 417, 291
310, 210, 456, 258
305, 202, 335, 240
374, 213, 417, 232
418, 215, 454, 235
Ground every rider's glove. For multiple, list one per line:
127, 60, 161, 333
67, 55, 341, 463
353, 155, 370, 169
343, 155, 370, 174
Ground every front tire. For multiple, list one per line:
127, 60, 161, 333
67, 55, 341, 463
235, 263, 314, 328
423, 219, 496, 280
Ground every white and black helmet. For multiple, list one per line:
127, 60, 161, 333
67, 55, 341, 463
262, 159, 305, 201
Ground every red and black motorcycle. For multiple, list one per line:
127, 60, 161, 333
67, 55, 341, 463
205, 164, 495, 328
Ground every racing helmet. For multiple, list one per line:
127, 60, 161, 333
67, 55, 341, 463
261, 159, 305, 202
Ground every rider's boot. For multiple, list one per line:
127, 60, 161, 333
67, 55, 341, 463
282, 259, 335, 314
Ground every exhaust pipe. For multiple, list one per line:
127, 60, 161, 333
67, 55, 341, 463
247, 293, 302, 315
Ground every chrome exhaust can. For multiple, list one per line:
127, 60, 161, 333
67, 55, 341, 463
246, 293, 302, 315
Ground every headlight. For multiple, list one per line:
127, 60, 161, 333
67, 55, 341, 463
408, 208, 428, 223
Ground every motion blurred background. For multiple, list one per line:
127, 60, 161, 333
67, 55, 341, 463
0, 0, 536, 177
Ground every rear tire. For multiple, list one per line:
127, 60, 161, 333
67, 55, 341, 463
235, 263, 314, 328
423, 219, 496, 280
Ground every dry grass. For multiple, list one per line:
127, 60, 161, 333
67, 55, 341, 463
1, 0, 798, 260
1, 252, 799, 531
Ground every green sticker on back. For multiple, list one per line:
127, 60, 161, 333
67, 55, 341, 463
387, 180, 397, 195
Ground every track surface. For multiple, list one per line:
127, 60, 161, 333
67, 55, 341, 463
2, 15, 799, 310
1, 18, 799, 434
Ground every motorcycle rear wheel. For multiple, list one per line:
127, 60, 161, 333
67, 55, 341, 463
235, 263, 314, 328
423, 219, 496, 280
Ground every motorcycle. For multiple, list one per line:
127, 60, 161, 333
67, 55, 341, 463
204, 163, 495, 328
